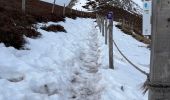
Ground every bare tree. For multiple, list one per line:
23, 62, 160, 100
109, 0, 142, 14
121, 0, 132, 10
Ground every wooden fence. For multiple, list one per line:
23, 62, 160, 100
96, 14, 114, 69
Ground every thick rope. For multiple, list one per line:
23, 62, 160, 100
113, 36, 170, 93
96, 14, 148, 76
112, 39, 149, 76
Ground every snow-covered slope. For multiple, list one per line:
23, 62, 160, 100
98, 22, 149, 100
0, 17, 150, 100
0, 18, 99, 100
0, 0, 150, 99
72, 0, 88, 11
40, 0, 71, 6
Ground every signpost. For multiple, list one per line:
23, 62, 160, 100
107, 12, 114, 69
107, 12, 113, 20
142, 0, 152, 36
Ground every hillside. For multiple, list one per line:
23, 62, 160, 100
0, 0, 94, 49
0, 17, 149, 100
0, 0, 150, 100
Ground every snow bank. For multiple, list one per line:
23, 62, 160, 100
132, 0, 143, 8
96, 21, 150, 100
72, 0, 87, 11
40, 0, 71, 6
0, 18, 95, 100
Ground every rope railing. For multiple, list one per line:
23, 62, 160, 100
96, 13, 149, 76
113, 38, 149, 76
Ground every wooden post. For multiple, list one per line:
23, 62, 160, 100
97, 15, 101, 32
125, 20, 128, 28
131, 21, 134, 32
108, 14, 114, 69
76, 8, 77, 14
22, 0, 26, 13
128, 21, 131, 29
71, 9, 72, 14
96, 14, 98, 24
105, 17, 108, 44
63, 4, 66, 16
102, 17, 105, 36
52, 0, 56, 14
149, 0, 170, 100
99, 15, 102, 32
122, 19, 124, 29
96, 14, 98, 22
81, 10, 82, 16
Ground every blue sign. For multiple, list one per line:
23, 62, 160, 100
144, 2, 150, 10
144, 3, 148, 8
107, 12, 113, 19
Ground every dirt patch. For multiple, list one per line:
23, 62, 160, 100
41, 24, 67, 33
0, 30, 26, 49
115, 24, 151, 44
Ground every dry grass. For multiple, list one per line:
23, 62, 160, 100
115, 23, 151, 44
41, 24, 67, 33
0, 0, 95, 49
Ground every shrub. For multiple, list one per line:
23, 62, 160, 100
17, 27, 41, 39
0, 27, 26, 49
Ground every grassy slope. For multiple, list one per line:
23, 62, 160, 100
0, 0, 95, 49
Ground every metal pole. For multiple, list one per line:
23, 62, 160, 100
22, 0, 26, 13
149, 0, 170, 100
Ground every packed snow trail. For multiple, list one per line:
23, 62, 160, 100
0, 0, 149, 99
0, 18, 103, 100
69, 24, 103, 100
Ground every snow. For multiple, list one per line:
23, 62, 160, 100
0, 17, 150, 100
0, 18, 102, 100
97, 22, 149, 100
40, 0, 71, 6
132, 0, 143, 8
72, 0, 88, 11
0, 0, 150, 99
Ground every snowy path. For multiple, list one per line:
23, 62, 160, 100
0, 16, 149, 100
69, 24, 103, 100
0, 18, 105, 100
